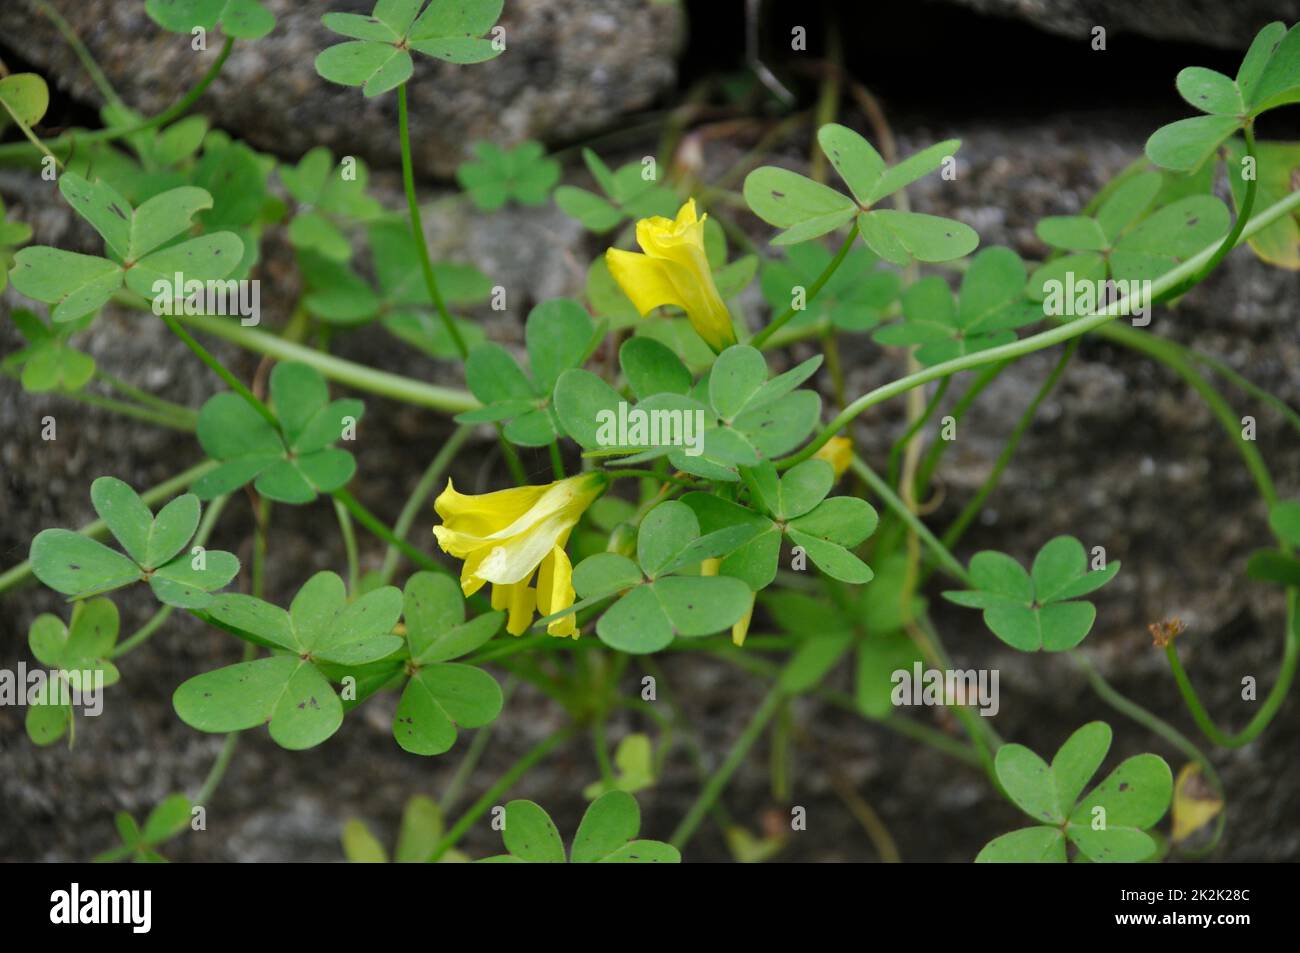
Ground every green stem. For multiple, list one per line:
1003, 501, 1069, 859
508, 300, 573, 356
379, 425, 472, 585
171, 311, 477, 412
0, 38, 235, 165
195, 728, 241, 807
669, 685, 785, 849
886, 377, 949, 488
751, 220, 859, 349
850, 456, 971, 584
1163, 593, 1298, 749
941, 338, 1078, 551
34, 0, 123, 107
548, 440, 566, 479
0, 460, 217, 595
915, 360, 1008, 497
428, 726, 577, 861
780, 185, 1300, 469
70, 391, 196, 431
440, 677, 515, 813
334, 497, 360, 594
396, 83, 467, 359
1073, 651, 1227, 853
157, 311, 277, 428
331, 488, 446, 576
1163, 124, 1258, 300
96, 372, 198, 425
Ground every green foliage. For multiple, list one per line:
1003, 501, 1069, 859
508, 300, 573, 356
193, 361, 363, 504
943, 537, 1119, 651
454, 299, 599, 446
555, 148, 678, 232
456, 140, 561, 210
875, 246, 1038, 365
744, 125, 978, 263
316, 0, 505, 97
1145, 22, 1300, 171
30, 478, 239, 608
281, 147, 384, 262
760, 243, 899, 331
1246, 500, 1300, 587
0, 196, 32, 292
146, 0, 276, 40
392, 572, 504, 755
582, 733, 657, 799
94, 794, 193, 863
572, 500, 758, 653
10, 174, 243, 323
342, 795, 467, 862
2, 309, 95, 393
25, 599, 122, 746
976, 723, 1173, 863
480, 791, 680, 863
0, 72, 50, 132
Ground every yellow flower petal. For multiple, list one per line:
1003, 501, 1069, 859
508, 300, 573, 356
537, 545, 577, 638
731, 593, 755, 647
606, 248, 686, 316
492, 581, 537, 636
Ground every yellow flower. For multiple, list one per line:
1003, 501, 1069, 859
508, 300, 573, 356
605, 199, 738, 353
813, 435, 853, 481
432, 472, 608, 638
701, 557, 754, 647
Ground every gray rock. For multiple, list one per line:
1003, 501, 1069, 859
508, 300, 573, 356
936, 0, 1300, 49
0, 0, 682, 177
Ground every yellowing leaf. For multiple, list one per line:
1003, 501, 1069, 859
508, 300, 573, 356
1170, 762, 1223, 845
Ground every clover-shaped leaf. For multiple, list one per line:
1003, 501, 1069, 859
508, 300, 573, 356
25, 598, 122, 746
480, 791, 679, 863
146, 0, 276, 40
30, 478, 239, 608
93, 794, 192, 864
976, 722, 1173, 863
555, 148, 678, 232
682, 460, 878, 591
175, 572, 402, 749
280, 147, 384, 262
456, 140, 560, 210
582, 733, 657, 799
192, 361, 363, 504
1226, 139, 1300, 269
2, 309, 95, 393
760, 243, 899, 332
943, 536, 1119, 651
744, 125, 979, 264
316, 0, 505, 98
9, 174, 243, 323
1028, 178, 1230, 299
573, 501, 757, 654
392, 572, 504, 755
1145, 22, 1297, 171
454, 299, 596, 446
874, 247, 1038, 366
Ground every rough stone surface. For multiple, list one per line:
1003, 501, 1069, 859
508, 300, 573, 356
937, 0, 1300, 49
0, 0, 682, 177
2, 8, 1299, 863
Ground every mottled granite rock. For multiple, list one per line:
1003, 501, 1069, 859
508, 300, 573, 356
0, 0, 682, 177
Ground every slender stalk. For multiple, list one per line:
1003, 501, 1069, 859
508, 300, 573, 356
1073, 651, 1227, 853
334, 497, 360, 594
0, 93, 63, 169
0, 460, 217, 595
752, 220, 859, 348
428, 726, 577, 861
670, 685, 785, 849
548, 440, 566, 479
331, 488, 447, 576
96, 372, 198, 425
0, 38, 235, 165
157, 311, 277, 428
172, 312, 477, 412
109, 606, 174, 659
195, 724, 241, 807
940, 339, 1078, 550
850, 456, 970, 584
34, 0, 123, 107
70, 391, 196, 431
886, 377, 949, 488
440, 678, 515, 813
915, 360, 1008, 496
396, 84, 468, 359
780, 186, 1300, 469
379, 425, 472, 585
